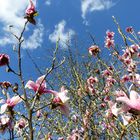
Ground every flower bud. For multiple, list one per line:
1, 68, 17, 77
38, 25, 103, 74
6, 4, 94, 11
18, 119, 26, 129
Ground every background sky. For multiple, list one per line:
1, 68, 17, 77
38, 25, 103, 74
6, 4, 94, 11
0, 0, 140, 83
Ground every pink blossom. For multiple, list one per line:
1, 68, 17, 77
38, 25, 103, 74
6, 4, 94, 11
88, 45, 100, 56
130, 44, 139, 53
102, 69, 112, 77
25, 0, 37, 25
115, 90, 128, 98
0, 95, 23, 114
129, 73, 140, 86
106, 77, 116, 86
36, 110, 42, 118
105, 38, 115, 49
26, 0, 36, 16
18, 118, 26, 129
124, 49, 131, 58
105, 30, 115, 49
0, 115, 10, 125
116, 88, 140, 111
87, 86, 96, 94
123, 58, 132, 65
25, 75, 48, 95
0, 115, 11, 133
106, 30, 115, 39
87, 76, 98, 85
104, 96, 110, 102
47, 86, 69, 116
0, 54, 9, 66
121, 113, 132, 125
0, 81, 11, 89
126, 26, 133, 33
106, 101, 118, 117
121, 45, 139, 60
107, 96, 130, 116
86, 76, 99, 94
121, 75, 130, 83
100, 103, 106, 108
127, 60, 137, 72
106, 100, 131, 125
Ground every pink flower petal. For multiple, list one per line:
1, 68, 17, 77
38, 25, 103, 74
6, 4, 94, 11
1, 115, 10, 125
60, 86, 65, 92
59, 90, 69, 103
46, 89, 58, 96
25, 80, 37, 92
36, 75, 46, 88
121, 113, 132, 126
116, 96, 130, 105
26, 0, 36, 15
59, 103, 69, 116
130, 90, 139, 100
0, 104, 8, 114
10, 95, 23, 105
116, 96, 140, 111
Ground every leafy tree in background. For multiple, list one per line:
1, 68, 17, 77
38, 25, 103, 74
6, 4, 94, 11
0, 0, 140, 140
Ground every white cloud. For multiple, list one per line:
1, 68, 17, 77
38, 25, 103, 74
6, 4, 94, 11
0, 0, 43, 49
49, 20, 75, 48
46, 0, 51, 6
0, 22, 44, 49
0, 0, 32, 28
81, 0, 115, 19
0, 35, 15, 46
23, 23, 44, 49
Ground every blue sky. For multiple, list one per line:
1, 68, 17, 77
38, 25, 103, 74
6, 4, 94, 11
0, 0, 140, 82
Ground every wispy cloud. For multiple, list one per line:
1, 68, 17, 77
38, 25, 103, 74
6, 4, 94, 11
81, 0, 115, 19
0, 35, 15, 46
0, 22, 44, 49
0, 0, 28, 47
0, 0, 32, 28
46, 0, 51, 6
49, 20, 75, 48
23, 23, 44, 49
0, 0, 43, 49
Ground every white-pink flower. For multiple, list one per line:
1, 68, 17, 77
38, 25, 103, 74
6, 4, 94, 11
0, 115, 10, 125
121, 113, 132, 125
0, 114, 11, 133
25, 75, 48, 95
106, 100, 131, 125
105, 30, 115, 49
105, 38, 115, 49
26, 0, 36, 16
126, 26, 133, 33
121, 75, 130, 83
116, 89, 140, 111
87, 76, 98, 85
0, 95, 23, 114
106, 30, 115, 39
88, 45, 100, 56
18, 118, 26, 129
132, 74, 140, 87
47, 86, 70, 116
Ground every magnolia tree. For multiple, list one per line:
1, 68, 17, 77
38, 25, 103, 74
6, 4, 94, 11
0, 0, 140, 140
